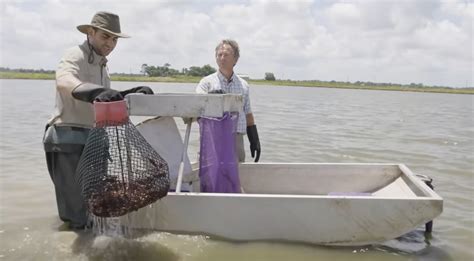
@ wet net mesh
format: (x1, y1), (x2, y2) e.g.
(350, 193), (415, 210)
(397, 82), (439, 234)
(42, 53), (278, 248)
(76, 118), (170, 218)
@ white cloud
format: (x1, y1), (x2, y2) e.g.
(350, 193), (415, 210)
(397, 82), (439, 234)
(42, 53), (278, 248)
(326, 3), (361, 27)
(0, 0), (472, 87)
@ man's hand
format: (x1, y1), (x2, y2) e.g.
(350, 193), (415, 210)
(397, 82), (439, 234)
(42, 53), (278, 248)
(246, 125), (261, 162)
(94, 89), (123, 102)
(120, 86), (154, 96)
(72, 83), (123, 103)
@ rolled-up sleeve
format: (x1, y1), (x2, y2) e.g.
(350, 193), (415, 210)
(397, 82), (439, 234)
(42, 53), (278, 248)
(196, 79), (210, 93)
(56, 51), (83, 92)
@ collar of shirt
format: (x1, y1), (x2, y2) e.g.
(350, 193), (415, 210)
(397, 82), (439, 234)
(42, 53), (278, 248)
(79, 41), (107, 67)
(99, 57), (108, 67)
(217, 70), (236, 84)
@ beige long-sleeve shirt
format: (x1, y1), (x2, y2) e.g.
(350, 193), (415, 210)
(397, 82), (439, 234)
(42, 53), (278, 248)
(48, 41), (110, 128)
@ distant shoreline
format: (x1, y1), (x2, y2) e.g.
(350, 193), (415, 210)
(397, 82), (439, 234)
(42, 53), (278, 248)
(1, 71), (472, 95)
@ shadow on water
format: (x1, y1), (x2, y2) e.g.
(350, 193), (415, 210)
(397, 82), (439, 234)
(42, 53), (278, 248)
(373, 229), (453, 261)
(173, 226), (455, 261)
(70, 229), (180, 261)
(201, 224), (456, 260)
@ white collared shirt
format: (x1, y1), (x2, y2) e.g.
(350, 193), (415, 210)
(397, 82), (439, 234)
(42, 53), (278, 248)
(196, 71), (251, 133)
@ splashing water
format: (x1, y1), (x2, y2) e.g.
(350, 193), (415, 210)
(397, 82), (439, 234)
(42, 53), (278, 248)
(91, 215), (132, 237)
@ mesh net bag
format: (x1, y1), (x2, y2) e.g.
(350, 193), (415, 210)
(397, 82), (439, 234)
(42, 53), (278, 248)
(76, 100), (169, 217)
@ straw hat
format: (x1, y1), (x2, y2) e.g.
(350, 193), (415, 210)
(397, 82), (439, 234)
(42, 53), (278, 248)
(77, 11), (130, 38)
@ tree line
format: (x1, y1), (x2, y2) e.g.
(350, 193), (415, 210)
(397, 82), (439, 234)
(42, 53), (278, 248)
(141, 63), (216, 77)
(0, 65), (217, 78)
(2, 66), (454, 89)
(0, 67), (55, 74)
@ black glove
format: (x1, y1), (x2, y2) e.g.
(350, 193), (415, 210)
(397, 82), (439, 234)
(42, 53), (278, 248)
(120, 86), (154, 96)
(246, 125), (261, 162)
(209, 89), (224, 94)
(94, 89), (123, 102)
(72, 83), (123, 103)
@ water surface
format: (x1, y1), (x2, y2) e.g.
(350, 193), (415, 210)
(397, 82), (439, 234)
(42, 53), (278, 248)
(0, 79), (472, 260)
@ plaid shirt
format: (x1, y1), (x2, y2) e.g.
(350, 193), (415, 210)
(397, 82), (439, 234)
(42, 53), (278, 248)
(196, 71), (252, 133)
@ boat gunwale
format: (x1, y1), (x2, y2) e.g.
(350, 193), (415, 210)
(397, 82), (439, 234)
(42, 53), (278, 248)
(166, 191), (443, 201)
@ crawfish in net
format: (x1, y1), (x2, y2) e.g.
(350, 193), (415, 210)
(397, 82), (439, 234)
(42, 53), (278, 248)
(77, 117), (170, 218)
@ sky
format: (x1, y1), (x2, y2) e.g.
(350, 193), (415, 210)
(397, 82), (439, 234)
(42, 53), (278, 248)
(0, 0), (472, 87)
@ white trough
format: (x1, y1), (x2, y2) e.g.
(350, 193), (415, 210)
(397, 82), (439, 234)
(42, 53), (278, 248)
(121, 93), (443, 246)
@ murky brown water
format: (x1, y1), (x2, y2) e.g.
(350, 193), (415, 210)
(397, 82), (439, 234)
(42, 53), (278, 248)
(0, 79), (472, 260)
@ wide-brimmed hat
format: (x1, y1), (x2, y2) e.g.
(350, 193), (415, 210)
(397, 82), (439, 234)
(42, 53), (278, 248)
(77, 11), (130, 38)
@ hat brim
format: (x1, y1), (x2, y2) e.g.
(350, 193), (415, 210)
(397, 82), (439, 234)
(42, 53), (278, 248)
(77, 24), (130, 38)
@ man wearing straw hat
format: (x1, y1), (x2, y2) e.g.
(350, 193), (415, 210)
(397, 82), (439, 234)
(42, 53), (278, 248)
(43, 11), (153, 229)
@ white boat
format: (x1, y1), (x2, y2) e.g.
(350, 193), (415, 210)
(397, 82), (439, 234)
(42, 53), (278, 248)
(119, 93), (443, 246)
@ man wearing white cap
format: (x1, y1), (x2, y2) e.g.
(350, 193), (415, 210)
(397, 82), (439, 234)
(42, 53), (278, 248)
(43, 11), (153, 229)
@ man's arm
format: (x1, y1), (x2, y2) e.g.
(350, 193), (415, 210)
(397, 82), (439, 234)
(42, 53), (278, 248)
(57, 68), (123, 103)
(246, 113), (255, 126)
(120, 86), (154, 96)
(196, 78), (210, 93)
(243, 82), (261, 162)
(246, 113), (261, 162)
(56, 50), (123, 103)
(72, 83), (123, 103)
(56, 53), (83, 93)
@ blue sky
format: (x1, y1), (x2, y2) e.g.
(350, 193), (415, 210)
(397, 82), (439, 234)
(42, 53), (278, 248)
(1, 0), (472, 87)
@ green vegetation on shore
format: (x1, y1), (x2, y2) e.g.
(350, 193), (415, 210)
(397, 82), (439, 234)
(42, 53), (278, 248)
(249, 79), (474, 94)
(1, 71), (56, 80)
(1, 71), (472, 95)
